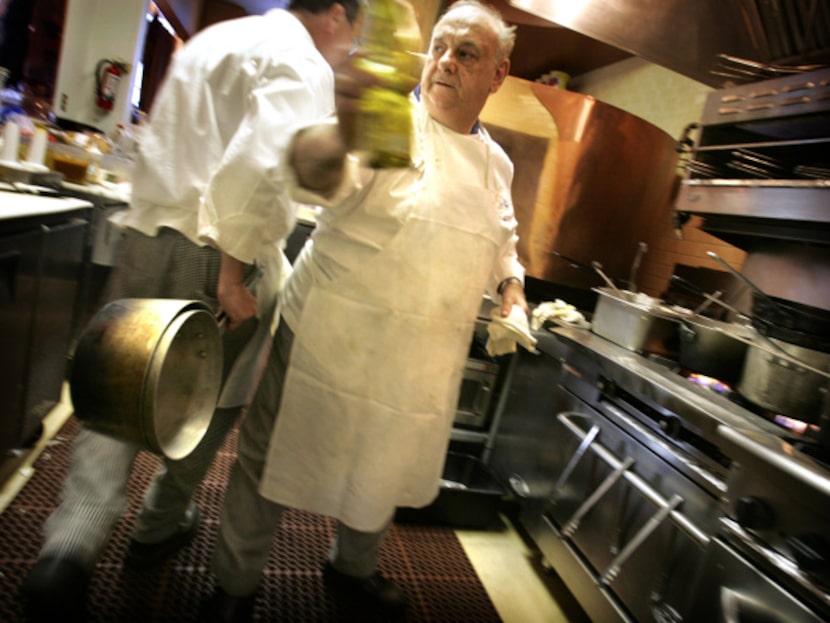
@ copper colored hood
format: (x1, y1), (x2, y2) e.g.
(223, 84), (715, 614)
(481, 76), (679, 290)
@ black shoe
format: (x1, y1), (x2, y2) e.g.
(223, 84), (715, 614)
(201, 586), (256, 623)
(323, 561), (408, 616)
(124, 505), (201, 569)
(20, 556), (91, 623)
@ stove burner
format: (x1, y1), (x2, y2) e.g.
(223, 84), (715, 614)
(771, 414), (820, 437)
(684, 372), (733, 395)
(678, 368), (827, 455)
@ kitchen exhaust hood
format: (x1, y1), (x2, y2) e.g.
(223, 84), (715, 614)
(507, 0), (830, 87)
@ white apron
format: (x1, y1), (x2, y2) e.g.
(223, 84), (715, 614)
(260, 115), (513, 531)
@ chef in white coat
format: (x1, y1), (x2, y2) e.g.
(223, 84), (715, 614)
(206, 1), (527, 620)
(20, 3), (362, 622)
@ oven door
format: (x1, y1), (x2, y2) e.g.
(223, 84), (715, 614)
(453, 358), (499, 429)
(687, 537), (827, 623)
(536, 398), (719, 622)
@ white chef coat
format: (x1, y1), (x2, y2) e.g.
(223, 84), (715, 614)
(112, 9), (335, 265)
(111, 9), (336, 408)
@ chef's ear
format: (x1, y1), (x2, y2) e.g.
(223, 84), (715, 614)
(490, 59), (510, 94)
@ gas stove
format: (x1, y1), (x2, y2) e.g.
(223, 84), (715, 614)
(541, 324), (830, 621)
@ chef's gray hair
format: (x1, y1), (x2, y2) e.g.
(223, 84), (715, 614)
(436, 0), (517, 64)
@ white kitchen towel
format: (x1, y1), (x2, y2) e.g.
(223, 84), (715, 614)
(486, 305), (539, 356)
(531, 299), (590, 331)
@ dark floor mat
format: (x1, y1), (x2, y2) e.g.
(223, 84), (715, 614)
(0, 416), (503, 622)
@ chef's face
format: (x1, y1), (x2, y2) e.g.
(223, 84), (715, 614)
(318, 3), (364, 68)
(420, 6), (509, 134)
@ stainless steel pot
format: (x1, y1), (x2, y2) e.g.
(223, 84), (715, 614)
(678, 316), (755, 384)
(70, 298), (223, 459)
(590, 287), (681, 357)
(738, 337), (830, 422)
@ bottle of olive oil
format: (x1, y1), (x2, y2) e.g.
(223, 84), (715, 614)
(352, 0), (422, 168)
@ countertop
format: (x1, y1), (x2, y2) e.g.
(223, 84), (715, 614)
(0, 187), (93, 221)
(60, 180), (131, 204)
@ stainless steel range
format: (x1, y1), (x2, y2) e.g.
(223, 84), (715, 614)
(490, 324), (830, 623)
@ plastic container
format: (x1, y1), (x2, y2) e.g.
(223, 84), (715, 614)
(395, 452), (506, 529)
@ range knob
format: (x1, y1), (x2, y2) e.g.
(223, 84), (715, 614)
(786, 534), (830, 574)
(735, 496), (776, 531)
(658, 414), (681, 438)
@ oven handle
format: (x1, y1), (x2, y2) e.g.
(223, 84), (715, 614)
(600, 493), (684, 585)
(549, 413), (600, 503)
(472, 382), (491, 414)
(720, 517), (830, 610)
(556, 411), (710, 547)
(561, 456), (635, 538)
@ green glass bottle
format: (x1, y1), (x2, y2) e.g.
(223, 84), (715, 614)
(352, 0), (422, 168)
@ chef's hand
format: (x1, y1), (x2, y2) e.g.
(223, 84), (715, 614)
(333, 52), (383, 150)
(290, 56), (380, 197)
(217, 252), (257, 331)
(500, 281), (529, 317)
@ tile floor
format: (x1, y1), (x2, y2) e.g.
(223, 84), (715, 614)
(0, 387), (588, 623)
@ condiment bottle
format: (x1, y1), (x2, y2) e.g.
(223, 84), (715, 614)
(352, 0), (422, 168)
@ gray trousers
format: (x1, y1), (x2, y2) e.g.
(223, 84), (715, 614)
(213, 320), (392, 597)
(40, 227), (257, 568)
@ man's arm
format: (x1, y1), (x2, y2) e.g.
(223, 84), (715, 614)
(217, 251), (257, 331)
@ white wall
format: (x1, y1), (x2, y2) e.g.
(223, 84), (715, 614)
(53, 0), (150, 136)
(569, 56), (711, 140)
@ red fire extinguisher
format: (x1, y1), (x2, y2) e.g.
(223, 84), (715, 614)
(95, 60), (128, 112)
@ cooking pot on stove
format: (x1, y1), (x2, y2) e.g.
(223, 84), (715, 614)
(590, 287), (682, 357)
(70, 298), (223, 459)
(678, 316), (755, 384)
(738, 336), (830, 423)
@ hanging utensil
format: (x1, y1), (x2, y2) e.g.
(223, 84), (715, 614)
(705, 251), (830, 369)
(551, 251), (596, 274)
(669, 275), (748, 320)
(705, 251), (790, 319)
(591, 261), (625, 299)
(692, 289), (723, 315)
(628, 242), (648, 292)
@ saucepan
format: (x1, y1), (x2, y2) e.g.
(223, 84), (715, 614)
(677, 316), (756, 384)
(70, 298), (223, 459)
(590, 286), (684, 357)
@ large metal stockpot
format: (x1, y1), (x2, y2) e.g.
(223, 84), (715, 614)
(738, 336), (830, 422)
(70, 298), (223, 459)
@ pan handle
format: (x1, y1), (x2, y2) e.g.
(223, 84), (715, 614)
(670, 275), (748, 320)
(551, 251), (596, 274)
(705, 251), (793, 323)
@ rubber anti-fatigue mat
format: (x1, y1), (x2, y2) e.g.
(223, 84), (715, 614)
(0, 416), (503, 622)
